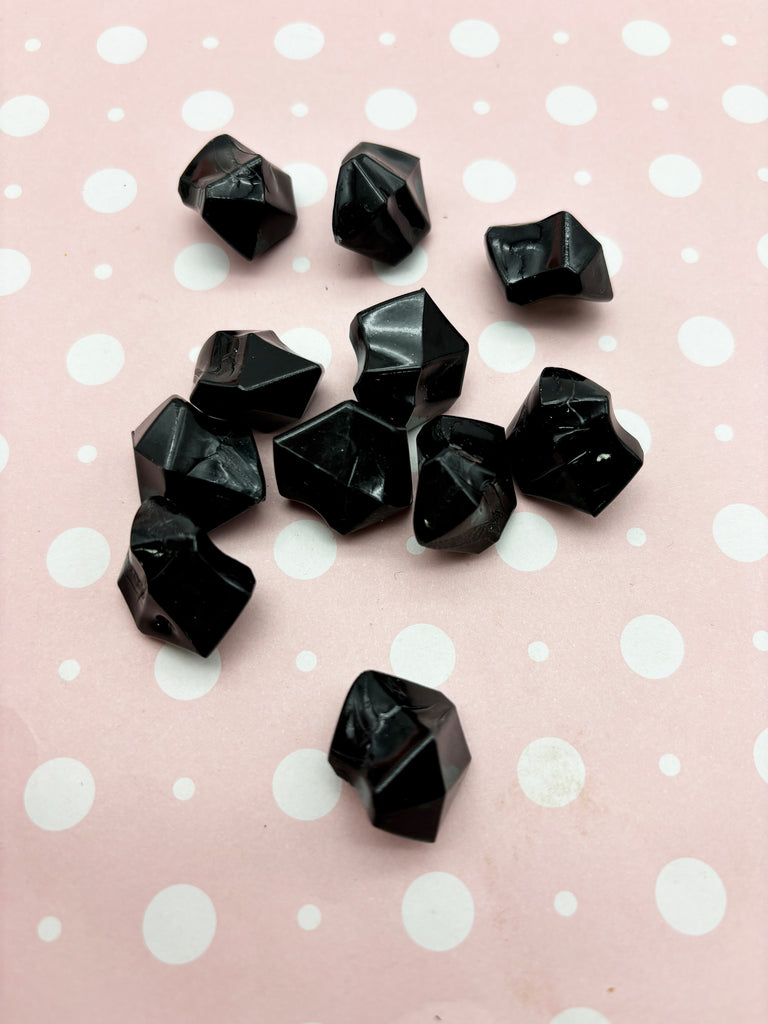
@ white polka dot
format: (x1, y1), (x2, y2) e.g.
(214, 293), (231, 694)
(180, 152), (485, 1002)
(274, 520), (337, 579)
(402, 872), (474, 951)
(4, 184), (22, 198)
(550, 1011), (610, 1024)
(546, 86), (597, 126)
(758, 168), (768, 182)
(390, 623), (456, 688)
(0, 249), (31, 296)
(0, 433), (7, 473)
(24, 757), (95, 830)
(754, 728), (768, 782)
(651, 97), (669, 111)
(758, 234), (768, 269)
(373, 245), (428, 285)
(681, 247), (699, 263)
(753, 630), (768, 651)
(96, 26), (147, 64)
(622, 20), (671, 56)
(143, 884), (216, 964)
(649, 154), (702, 197)
(496, 511), (557, 572)
(280, 327), (332, 368)
(722, 34), (737, 46)
(154, 646), (221, 701)
(620, 614), (684, 679)
(478, 321), (535, 373)
(553, 31), (569, 45)
(188, 345), (201, 362)
(66, 334), (124, 385)
(37, 916), (61, 941)
(473, 100), (490, 115)
(574, 170), (591, 185)
(462, 159), (516, 202)
(365, 88), (417, 130)
(82, 168), (137, 213)
(297, 904), (321, 930)
(274, 23), (324, 60)
(181, 90), (233, 131)
(714, 424), (733, 442)
(291, 102), (309, 117)
(283, 162), (327, 207)
(659, 754), (681, 776)
(379, 31), (396, 45)
(272, 748), (342, 820)
(25, 38), (41, 52)
(626, 527), (646, 547)
(554, 890), (577, 916)
(77, 445), (97, 464)
(58, 659), (80, 681)
(594, 234), (622, 276)
(173, 777), (196, 800)
(406, 536), (425, 555)
(655, 858), (726, 935)
(678, 315), (734, 367)
(528, 641), (549, 662)
(722, 85), (768, 124)
(449, 20), (499, 58)
(107, 107), (124, 122)
(292, 257), (311, 273)
(94, 263), (113, 279)
(713, 504), (768, 562)
(296, 650), (317, 672)
(174, 243), (230, 291)
(0, 95), (49, 136)
(598, 334), (617, 351)
(46, 528), (110, 588)
(517, 738), (585, 807)
(202, 36), (219, 49)
(614, 409), (651, 454)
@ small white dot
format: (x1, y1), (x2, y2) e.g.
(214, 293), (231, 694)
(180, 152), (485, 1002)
(379, 32), (396, 46)
(37, 916), (61, 941)
(652, 97), (669, 111)
(473, 100), (490, 115)
(4, 184), (22, 198)
(553, 31), (569, 45)
(292, 256), (311, 273)
(188, 345), (201, 362)
(574, 170), (591, 185)
(681, 247), (699, 263)
(758, 168), (768, 182)
(291, 102), (308, 117)
(659, 754), (681, 776)
(598, 334), (617, 351)
(296, 650), (317, 672)
(714, 424), (733, 442)
(93, 263), (112, 279)
(528, 641), (549, 662)
(107, 108), (125, 122)
(554, 891), (577, 916)
(721, 34), (737, 46)
(753, 630), (768, 651)
(406, 536), (425, 555)
(58, 659), (80, 681)
(173, 777), (196, 800)
(202, 36), (219, 49)
(77, 445), (97, 464)
(297, 904), (322, 930)
(25, 38), (42, 52)
(627, 527), (646, 547)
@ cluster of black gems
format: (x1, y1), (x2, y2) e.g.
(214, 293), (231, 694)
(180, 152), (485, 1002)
(117, 134), (644, 842)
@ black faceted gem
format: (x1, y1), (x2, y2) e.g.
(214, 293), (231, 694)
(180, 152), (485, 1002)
(350, 288), (469, 430)
(328, 670), (471, 843)
(133, 396), (265, 531)
(117, 497), (255, 658)
(414, 416), (517, 553)
(273, 400), (412, 535)
(179, 134), (297, 260)
(486, 211), (613, 304)
(190, 330), (323, 431)
(507, 367), (643, 516)
(332, 142), (430, 265)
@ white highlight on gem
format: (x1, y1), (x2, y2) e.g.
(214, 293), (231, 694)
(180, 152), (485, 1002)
(182, 90), (233, 131)
(649, 154), (702, 197)
(173, 777), (196, 800)
(681, 247), (699, 263)
(402, 872), (474, 951)
(550, 1010), (610, 1024)
(754, 728), (768, 782)
(373, 245), (428, 286)
(379, 32), (396, 46)
(0, 249), (31, 296)
(174, 242), (230, 291)
(25, 39), (42, 52)
(626, 527), (646, 547)
(58, 659), (80, 681)
(517, 738), (586, 807)
(280, 327), (332, 368)
(622, 20), (671, 56)
(406, 536), (425, 555)
(283, 163), (327, 207)
(82, 168), (137, 213)
(37, 916), (62, 941)
(473, 100), (490, 115)
(574, 170), (591, 185)
(615, 409), (651, 454)
(77, 445), (97, 464)
(659, 754), (681, 776)
(713, 504), (768, 562)
(390, 623), (456, 688)
(296, 650), (317, 672)
(107, 107), (124, 122)
(202, 37), (219, 49)
(46, 528), (110, 588)
(753, 631), (768, 652)
(554, 890), (578, 916)
(292, 257), (311, 273)
(652, 97), (669, 111)
(297, 904), (322, 930)
(96, 26), (147, 64)
(274, 520), (337, 580)
(291, 102), (309, 117)
(714, 424), (733, 442)
(4, 184), (22, 198)
(478, 321), (535, 373)
(274, 23), (324, 60)
(497, 511), (557, 572)
(655, 858), (727, 935)
(24, 757), (95, 830)
(365, 88), (418, 130)
(546, 86), (597, 126)
(449, 20), (500, 58)
(620, 614), (684, 679)
(528, 641), (549, 663)
(553, 32), (569, 45)
(598, 335), (617, 351)
(272, 748), (342, 820)
(0, 95), (50, 136)
(154, 646), (221, 700)
(722, 85), (768, 124)
(678, 315), (734, 366)
(143, 884), (217, 964)
(66, 334), (124, 385)
(94, 263), (113, 279)
(462, 159), (516, 202)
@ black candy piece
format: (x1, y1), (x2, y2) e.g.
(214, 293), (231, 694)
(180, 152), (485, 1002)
(190, 330), (323, 431)
(350, 288), (469, 430)
(332, 142), (430, 265)
(117, 497), (255, 658)
(133, 396), (265, 531)
(328, 670), (471, 843)
(179, 134), (297, 260)
(414, 416), (517, 553)
(486, 211), (613, 304)
(507, 367), (643, 516)
(273, 400), (412, 535)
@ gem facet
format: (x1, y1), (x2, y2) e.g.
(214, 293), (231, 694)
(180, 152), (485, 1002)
(328, 670), (471, 843)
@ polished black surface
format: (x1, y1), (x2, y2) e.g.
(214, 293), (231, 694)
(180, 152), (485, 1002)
(117, 497), (255, 658)
(328, 670), (471, 843)
(273, 400), (412, 535)
(179, 134), (297, 260)
(191, 330), (323, 430)
(486, 211), (613, 304)
(350, 288), (469, 430)
(133, 396), (265, 530)
(332, 142), (430, 264)
(507, 367), (643, 515)
(414, 416), (517, 553)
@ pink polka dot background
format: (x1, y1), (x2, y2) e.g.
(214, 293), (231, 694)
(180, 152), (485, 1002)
(2, 3), (767, 1022)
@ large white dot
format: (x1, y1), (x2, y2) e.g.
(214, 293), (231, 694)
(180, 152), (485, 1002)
(272, 748), (342, 820)
(96, 26), (147, 64)
(615, 408), (651, 453)
(758, 234), (768, 269)
(77, 445), (97, 463)
(681, 247), (699, 263)
(478, 321), (535, 373)
(296, 650), (317, 672)
(373, 245), (428, 285)
(652, 96), (669, 111)
(0, 248), (31, 296)
(401, 872), (474, 951)
(620, 614), (684, 679)
(94, 263), (112, 279)
(291, 102), (309, 118)
(4, 183), (22, 198)
(554, 891), (578, 916)
(173, 777), (196, 800)
(297, 904), (322, 930)
(574, 169), (592, 185)
(753, 728), (768, 784)
(24, 757), (95, 830)
(283, 162), (327, 207)
(107, 107), (124, 122)
(143, 884), (216, 964)
(545, 86), (597, 126)
(517, 737), (586, 807)
(280, 327), (332, 368)
(406, 536), (425, 555)
(598, 334), (617, 352)
(390, 623), (456, 688)
(677, 315), (734, 366)
(550, 1011), (610, 1024)
(365, 89), (417, 130)
(174, 243), (229, 291)
(473, 100), (490, 115)
(649, 155), (702, 197)
(626, 527), (647, 547)
(154, 646), (221, 700)
(181, 91), (233, 131)
(714, 423), (733, 442)
(0, 95), (49, 136)
(66, 333), (124, 385)
(274, 520), (337, 580)
(25, 39), (42, 52)
(622, 20), (671, 56)
(82, 168), (137, 213)
(594, 234), (622, 276)
(449, 20), (499, 58)
(496, 511), (557, 571)
(722, 85), (768, 124)
(0, 434), (7, 472)
(46, 528), (110, 588)
(58, 659), (80, 681)
(655, 858), (727, 935)
(462, 160), (516, 202)
(274, 23), (324, 60)
(37, 916), (62, 941)
(292, 256), (311, 273)
(659, 754), (681, 776)
(712, 504), (768, 562)
(753, 631), (768, 651)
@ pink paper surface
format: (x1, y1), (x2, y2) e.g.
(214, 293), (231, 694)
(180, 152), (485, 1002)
(2, 3), (767, 1022)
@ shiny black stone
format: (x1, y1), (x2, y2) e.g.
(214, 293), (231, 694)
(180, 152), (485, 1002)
(190, 330), (323, 431)
(179, 134), (297, 260)
(414, 416), (517, 553)
(486, 211), (613, 304)
(117, 497), (255, 657)
(507, 367), (643, 515)
(332, 142), (430, 265)
(350, 288), (469, 430)
(133, 396), (265, 530)
(328, 670), (471, 843)
(273, 400), (412, 535)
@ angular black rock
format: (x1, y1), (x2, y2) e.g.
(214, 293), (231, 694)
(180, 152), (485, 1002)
(414, 416), (517, 553)
(507, 367), (643, 515)
(328, 670), (471, 843)
(350, 289), (469, 430)
(332, 142), (430, 265)
(486, 211), (613, 304)
(117, 497), (255, 657)
(179, 134), (297, 260)
(190, 330), (323, 431)
(273, 400), (412, 535)
(133, 396), (265, 531)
